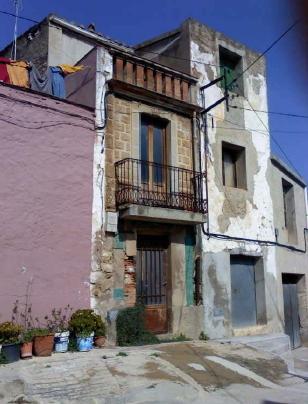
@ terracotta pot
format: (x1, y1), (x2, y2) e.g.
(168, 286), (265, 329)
(20, 342), (33, 359)
(33, 334), (54, 357)
(94, 336), (106, 348)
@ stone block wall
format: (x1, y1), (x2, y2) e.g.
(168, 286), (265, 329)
(104, 94), (194, 212)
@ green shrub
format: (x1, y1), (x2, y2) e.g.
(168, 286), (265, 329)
(69, 309), (97, 337)
(32, 328), (52, 337)
(116, 351), (128, 357)
(116, 305), (159, 346)
(22, 329), (37, 343)
(159, 333), (192, 343)
(199, 331), (209, 341)
(93, 313), (106, 337)
(0, 351), (8, 365)
(0, 322), (23, 344)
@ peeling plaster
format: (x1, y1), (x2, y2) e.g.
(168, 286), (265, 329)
(191, 29), (279, 337)
(91, 47), (113, 311)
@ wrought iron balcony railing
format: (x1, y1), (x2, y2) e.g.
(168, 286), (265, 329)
(115, 158), (207, 214)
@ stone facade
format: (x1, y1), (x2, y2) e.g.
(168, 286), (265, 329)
(104, 94), (194, 213)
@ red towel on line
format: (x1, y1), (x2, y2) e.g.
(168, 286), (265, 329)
(0, 57), (11, 84)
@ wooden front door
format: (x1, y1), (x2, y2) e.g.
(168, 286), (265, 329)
(136, 235), (169, 334)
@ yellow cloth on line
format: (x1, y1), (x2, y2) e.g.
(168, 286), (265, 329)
(7, 61), (29, 88)
(59, 64), (84, 75)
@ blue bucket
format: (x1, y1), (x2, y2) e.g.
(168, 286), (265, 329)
(54, 331), (70, 353)
(76, 334), (94, 352)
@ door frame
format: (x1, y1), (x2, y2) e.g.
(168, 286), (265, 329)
(282, 273), (303, 349)
(136, 233), (170, 334)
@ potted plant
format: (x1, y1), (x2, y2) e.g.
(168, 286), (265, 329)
(46, 305), (72, 353)
(93, 313), (107, 348)
(32, 328), (54, 357)
(11, 300), (36, 360)
(20, 329), (35, 359)
(69, 309), (97, 352)
(0, 322), (23, 363)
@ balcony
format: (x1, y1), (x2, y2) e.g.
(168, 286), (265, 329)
(115, 158), (207, 224)
(108, 52), (202, 117)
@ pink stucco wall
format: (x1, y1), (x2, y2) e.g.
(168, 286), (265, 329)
(0, 84), (95, 322)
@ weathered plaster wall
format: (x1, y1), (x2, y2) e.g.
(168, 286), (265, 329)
(187, 19), (279, 338)
(65, 48), (97, 109)
(270, 159), (307, 247)
(89, 47), (113, 314)
(48, 23), (95, 67)
(270, 159), (308, 340)
(0, 84), (94, 321)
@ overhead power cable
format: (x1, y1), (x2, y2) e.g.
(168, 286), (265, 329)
(243, 96), (302, 177)
(0, 8), (37, 24)
(230, 105), (308, 120)
(228, 19), (300, 89)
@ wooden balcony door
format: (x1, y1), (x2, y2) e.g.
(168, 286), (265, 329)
(140, 115), (167, 191)
(136, 235), (169, 334)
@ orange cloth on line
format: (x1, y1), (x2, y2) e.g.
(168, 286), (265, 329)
(58, 64), (84, 75)
(7, 61), (29, 88)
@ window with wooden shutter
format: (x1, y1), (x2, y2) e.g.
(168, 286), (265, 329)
(219, 46), (243, 95)
(222, 142), (247, 189)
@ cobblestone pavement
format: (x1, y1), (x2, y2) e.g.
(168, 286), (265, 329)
(1, 341), (308, 403)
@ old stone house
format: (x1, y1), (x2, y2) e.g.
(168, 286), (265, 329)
(1, 15), (308, 349)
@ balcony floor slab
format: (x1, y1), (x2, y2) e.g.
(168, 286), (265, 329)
(118, 204), (207, 225)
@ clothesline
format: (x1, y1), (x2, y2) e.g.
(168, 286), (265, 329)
(0, 58), (85, 98)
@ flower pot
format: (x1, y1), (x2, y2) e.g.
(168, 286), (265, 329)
(33, 334), (54, 357)
(20, 342), (33, 359)
(94, 336), (106, 348)
(2, 343), (20, 363)
(76, 333), (94, 352)
(54, 331), (70, 353)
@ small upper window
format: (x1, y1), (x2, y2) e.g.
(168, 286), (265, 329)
(282, 178), (297, 243)
(222, 142), (246, 189)
(219, 46), (243, 95)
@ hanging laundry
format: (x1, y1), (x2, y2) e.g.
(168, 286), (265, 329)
(29, 64), (52, 95)
(58, 64), (84, 75)
(50, 67), (65, 98)
(7, 61), (29, 88)
(0, 57), (11, 84)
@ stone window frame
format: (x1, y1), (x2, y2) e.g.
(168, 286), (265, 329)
(131, 104), (178, 167)
(221, 141), (247, 190)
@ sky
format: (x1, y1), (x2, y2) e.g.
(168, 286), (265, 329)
(0, 0), (307, 181)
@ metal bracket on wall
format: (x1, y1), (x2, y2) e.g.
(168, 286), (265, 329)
(200, 70), (229, 115)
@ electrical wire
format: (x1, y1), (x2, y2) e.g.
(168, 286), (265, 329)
(243, 95), (302, 178)
(228, 19), (300, 89)
(230, 105), (308, 120)
(204, 135), (307, 253)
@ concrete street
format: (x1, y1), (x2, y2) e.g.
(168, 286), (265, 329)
(1, 341), (308, 403)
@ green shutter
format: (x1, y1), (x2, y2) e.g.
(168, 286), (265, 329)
(220, 66), (235, 91)
(114, 233), (125, 249)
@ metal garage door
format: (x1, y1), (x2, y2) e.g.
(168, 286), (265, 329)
(231, 256), (257, 327)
